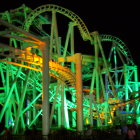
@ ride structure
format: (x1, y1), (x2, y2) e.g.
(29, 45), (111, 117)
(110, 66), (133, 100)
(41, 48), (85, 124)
(0, 4), (140, 135)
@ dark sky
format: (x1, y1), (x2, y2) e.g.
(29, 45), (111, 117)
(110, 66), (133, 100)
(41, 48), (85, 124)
(0, 0), (139, 67)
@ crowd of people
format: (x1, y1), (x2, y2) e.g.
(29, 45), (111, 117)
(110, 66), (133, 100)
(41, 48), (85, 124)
(0, 122), (139, 140)
(0, 125), (38, 140)
(48, 122), (140, 140)
(115, 122), (138, 140)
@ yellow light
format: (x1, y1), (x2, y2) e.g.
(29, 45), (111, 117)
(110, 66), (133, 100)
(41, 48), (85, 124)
(108, 119), (112, 124)
(85, 117), (89, 124)
(108, 98), (120, 104)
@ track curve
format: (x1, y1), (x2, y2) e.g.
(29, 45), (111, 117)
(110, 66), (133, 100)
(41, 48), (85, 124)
(23, 4), (92, 41)
(99, 34), (134, 65)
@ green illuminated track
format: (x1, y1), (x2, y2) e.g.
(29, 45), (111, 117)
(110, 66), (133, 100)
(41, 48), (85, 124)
(0, 4), (140, 134)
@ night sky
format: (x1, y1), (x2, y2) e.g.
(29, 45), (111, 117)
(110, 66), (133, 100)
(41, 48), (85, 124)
(0, 1), (139, 68)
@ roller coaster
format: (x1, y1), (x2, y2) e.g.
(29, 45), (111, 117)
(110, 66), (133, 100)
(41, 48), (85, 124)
(0, 4), (140, 135)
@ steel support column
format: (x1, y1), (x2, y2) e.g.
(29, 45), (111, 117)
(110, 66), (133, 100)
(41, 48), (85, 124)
(41, 40), (50, 137)
(75, 53), (83, 132)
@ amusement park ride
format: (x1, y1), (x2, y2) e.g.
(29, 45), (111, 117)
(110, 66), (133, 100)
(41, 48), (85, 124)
(0, 4), (140, 136)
